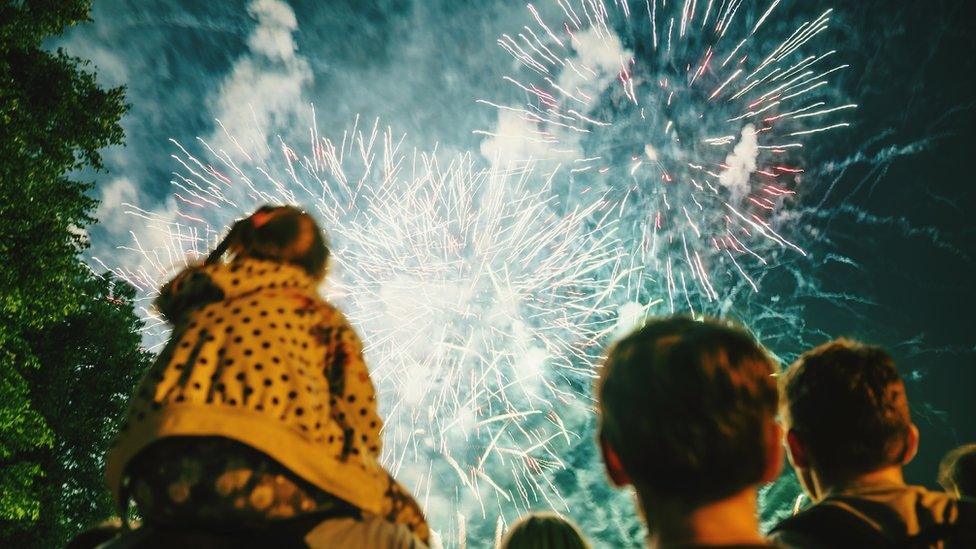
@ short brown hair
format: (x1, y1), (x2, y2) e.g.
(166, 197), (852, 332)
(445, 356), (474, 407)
(597, 316), (778, 509)
(780, 339), (912, 481)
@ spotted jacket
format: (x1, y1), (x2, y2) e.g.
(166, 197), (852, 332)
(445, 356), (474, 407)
(106, 258), (427, 538)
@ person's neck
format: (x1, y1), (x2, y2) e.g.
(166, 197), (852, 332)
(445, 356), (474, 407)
(644, 488), (766, 548)
(816, 465), (906, 499)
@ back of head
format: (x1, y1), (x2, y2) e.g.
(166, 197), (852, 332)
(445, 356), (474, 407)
(780, 338), (912, 483)
(939, 443), (976, 498)
(154, 205), (330, 322)
(500, 512), (589, 549)
(597, 316), (778, 510)
(207, 205), (330, 280)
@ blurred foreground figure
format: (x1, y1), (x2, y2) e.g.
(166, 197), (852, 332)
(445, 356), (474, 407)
(770, 339), (976, 548)
(939, 443), (976, 499)
(499, 512), (589, 549)
(597, 316), (782, 548)
(99, 205), (428, 548)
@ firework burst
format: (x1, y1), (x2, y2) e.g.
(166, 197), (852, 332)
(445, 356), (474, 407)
(94, 2), (858, 543)
(97, 115), (629, 533)
(480, 0), (855, 312)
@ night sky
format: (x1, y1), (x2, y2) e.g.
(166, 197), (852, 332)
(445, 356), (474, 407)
(54, 0), (975, 545)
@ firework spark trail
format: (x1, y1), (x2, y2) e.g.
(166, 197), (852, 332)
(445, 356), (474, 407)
(484, 0), (856, 314)
(96, 114), (630, 532)
(90, 3), (859, 542)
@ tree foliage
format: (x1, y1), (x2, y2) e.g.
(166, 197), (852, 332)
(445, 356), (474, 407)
(0, 1), (150, 545)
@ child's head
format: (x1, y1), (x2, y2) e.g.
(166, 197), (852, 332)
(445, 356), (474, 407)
(500, 512), (589, 549)
(207, 205), (330, 280)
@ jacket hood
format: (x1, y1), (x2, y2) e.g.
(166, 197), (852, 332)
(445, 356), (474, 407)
(154, 258), (318, 323)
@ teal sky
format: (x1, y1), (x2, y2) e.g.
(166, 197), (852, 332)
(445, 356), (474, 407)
(55, 1), (974, 545)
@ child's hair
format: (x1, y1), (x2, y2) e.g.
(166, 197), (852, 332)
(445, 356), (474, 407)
(206, 205), (330, 279)
(500, 512), (590, 549)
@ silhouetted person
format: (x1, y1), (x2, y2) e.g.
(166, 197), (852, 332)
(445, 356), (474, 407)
(500, 512), (590, 549)
(939, 443), (976, 499)
(597, 316), (782, 548)
(770, 339), (976, 547)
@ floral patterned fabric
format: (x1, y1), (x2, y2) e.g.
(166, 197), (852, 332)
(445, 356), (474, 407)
(125, 437), (357, 526)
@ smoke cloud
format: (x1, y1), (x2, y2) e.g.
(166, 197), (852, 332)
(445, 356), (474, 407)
(718, 123), (759, 204)
(210, 0), (311, 161)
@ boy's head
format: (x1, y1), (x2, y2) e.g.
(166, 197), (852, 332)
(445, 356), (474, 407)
(208, 205), (330, 280)
(780, 338), (918, 495)
(597, 316), (781, 513)
(938, 443), (976, 498)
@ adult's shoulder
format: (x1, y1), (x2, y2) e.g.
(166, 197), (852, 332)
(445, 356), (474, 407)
(769, 491), (976, 548)
(948, 496), (976, 545)
(304, 515), (428, 549)
(767, 502), (887, 548)
(913, 485), (969, 522)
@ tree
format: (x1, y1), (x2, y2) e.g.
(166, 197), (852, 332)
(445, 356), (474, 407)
(17, 275), (151, 546)
(0, 1), (150, 545)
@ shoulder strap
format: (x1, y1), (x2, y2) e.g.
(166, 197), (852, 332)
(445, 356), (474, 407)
(770, 500), (895, 547)
(772, 496), (976, 549)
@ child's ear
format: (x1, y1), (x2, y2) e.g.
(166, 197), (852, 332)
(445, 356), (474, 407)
(599, 435), (632, 487)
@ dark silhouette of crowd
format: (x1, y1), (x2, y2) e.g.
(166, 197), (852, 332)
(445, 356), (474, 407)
(75, 207), (975, 548)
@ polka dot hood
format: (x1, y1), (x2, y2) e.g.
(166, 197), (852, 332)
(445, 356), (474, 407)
(106, 258), (427, 536)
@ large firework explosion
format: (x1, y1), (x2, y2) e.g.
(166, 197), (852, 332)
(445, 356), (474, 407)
(96, 0), (858, 545)
(481, 0), (855, 315)
(97, 115), (631, 542)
